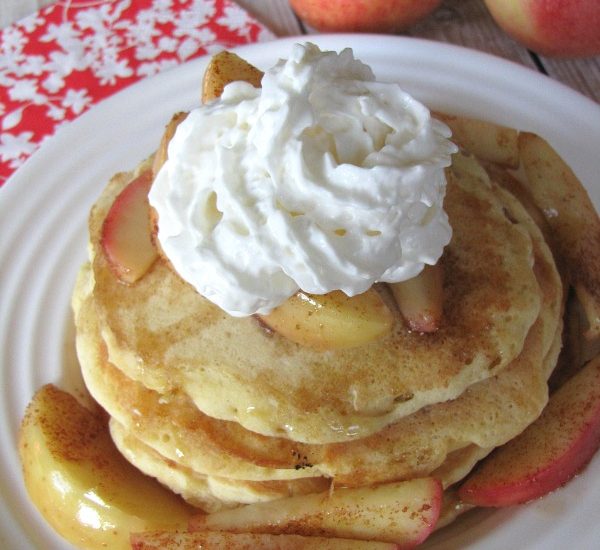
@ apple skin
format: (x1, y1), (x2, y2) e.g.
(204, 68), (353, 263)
(289, 0), (442, 33)
(458, 354), (600, 507)
(484, 0), (600, 57)
(100, 170), (158, 284)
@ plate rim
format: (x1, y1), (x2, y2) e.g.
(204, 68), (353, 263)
(1, 34), (599, 550)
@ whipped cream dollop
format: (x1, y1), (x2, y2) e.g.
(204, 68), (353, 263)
(149, 43), (456, 317)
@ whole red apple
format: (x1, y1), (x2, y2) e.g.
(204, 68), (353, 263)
(289, 0), (442, 33)
(484, 0), (600, 57)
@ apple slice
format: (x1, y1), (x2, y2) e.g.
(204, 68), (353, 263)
(434, 112), (519, 168)
(202, 51), (264, 104)
(389, 263), (444, 333)
(258, 289), (395, 350)
(434, 489), (474, 531)
(100, 170), (158, 284)
(189, 478), (442, 546)
(152, 111), (188, 177)
(518, 131), (600, 340)
(482, 160), (552, 244)
(458, 354), (600, 507)
(18, 385), (194, 550)
(131, 530), (400, 550)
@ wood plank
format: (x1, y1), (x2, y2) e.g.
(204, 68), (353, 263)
(539, 56), (600, 104)
(236, 0), (303, 37)
(406, 0), (536, 68)
(408, 0), (599, 104)
(1, 0), (597, 104)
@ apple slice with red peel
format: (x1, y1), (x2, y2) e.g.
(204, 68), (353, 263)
(390, 263), (444, 333)
(131, 530), (400, 550)
(100, 170), (158, 284)
(258, 289), (395, 350)
(189, 478), (442, 546)
(458, 354), (600, 507)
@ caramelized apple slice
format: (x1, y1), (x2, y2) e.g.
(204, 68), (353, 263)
(131, 530), (399, 550)
(458, 354), (600, 507)
(202, 51), (264, 104)
(259, 289), (395, 350)
(483, 160), (552, 243)
(434, 112), (519, 168)
(100, 170), (158, 284)
(518, 132), (600, 340)
(159, 52), (262, 173)
(18, 385), (194, 550)
(435, 489), (474, 531)
(390, 263), (444, 333)
(448, 150), (492, 191)
(152, 112), (188, 177)
(190, 478), (442, 546)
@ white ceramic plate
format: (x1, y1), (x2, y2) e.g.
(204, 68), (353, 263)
(1, 35), (599, 550)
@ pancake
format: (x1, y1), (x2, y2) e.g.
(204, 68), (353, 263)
(109, 419), (331, 513)
(76, 292), (559, 511)
(73, 159), (562, 514)
(109, 418), (492, 512)
(74, 280), (561, 487)
(86, 153), (548, 444)
(74, 266), (316, 481)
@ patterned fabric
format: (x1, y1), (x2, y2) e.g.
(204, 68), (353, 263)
(0, 0), (274, 184)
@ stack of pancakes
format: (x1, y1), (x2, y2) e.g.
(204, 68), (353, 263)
(72, 143), (563, 513)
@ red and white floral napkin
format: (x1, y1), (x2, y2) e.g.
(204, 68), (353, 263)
(0, 0), (275, 185)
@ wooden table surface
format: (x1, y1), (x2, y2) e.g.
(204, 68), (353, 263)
(2, 0), (598, 103)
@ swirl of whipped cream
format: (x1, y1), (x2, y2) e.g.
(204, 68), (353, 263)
(149, 43), (456, 317)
